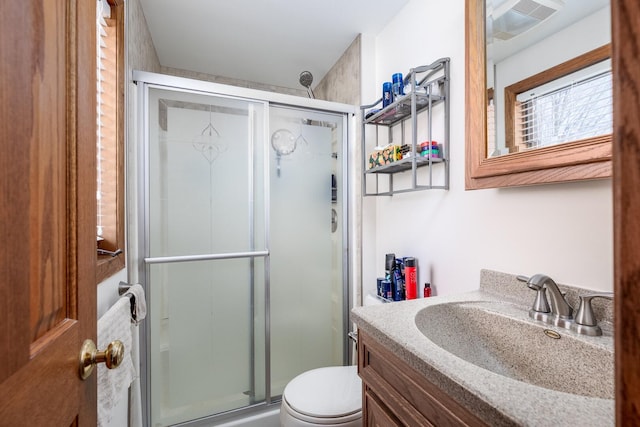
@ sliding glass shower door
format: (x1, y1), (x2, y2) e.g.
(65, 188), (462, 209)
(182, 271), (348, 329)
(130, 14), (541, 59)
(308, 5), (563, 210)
(145, 87), (268, 425)
(268, 106), (345, 396)
(138, 77), (349, 427)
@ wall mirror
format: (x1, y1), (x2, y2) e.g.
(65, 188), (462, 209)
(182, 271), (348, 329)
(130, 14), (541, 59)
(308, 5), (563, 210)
(465, 0), (612, 189)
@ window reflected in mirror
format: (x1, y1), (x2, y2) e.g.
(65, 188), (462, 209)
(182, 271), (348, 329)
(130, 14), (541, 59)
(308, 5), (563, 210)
(496, 46), (612, 157)
(485, 0), (611, 159)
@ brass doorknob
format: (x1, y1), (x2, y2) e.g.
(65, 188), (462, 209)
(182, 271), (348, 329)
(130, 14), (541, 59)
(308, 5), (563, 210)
(79, 339), (125, 380)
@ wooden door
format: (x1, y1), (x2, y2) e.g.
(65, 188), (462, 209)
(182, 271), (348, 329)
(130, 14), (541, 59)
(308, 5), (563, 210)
(0, 1), (97, 425)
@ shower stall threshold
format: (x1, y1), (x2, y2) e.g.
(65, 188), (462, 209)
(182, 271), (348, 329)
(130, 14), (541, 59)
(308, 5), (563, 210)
(172, 403), (281, 427)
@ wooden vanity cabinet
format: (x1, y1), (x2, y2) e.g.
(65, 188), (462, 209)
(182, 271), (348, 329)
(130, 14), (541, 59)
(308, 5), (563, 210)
(358, 330), (487, 427)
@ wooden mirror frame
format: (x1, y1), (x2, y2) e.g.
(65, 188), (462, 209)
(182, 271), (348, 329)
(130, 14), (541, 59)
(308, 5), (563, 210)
(465, 0), (613, 190)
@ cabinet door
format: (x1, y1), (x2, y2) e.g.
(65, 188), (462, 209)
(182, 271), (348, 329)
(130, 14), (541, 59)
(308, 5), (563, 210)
(358, 330), (487, 426)
(364, 390), (405, 427)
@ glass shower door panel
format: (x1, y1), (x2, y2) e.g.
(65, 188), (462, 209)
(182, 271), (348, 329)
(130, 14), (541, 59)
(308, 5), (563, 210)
(146, 87), (267, 425)
(147, 88), (266, 258)
(269, 107), (345, 395)
(148, 259), (266, 426)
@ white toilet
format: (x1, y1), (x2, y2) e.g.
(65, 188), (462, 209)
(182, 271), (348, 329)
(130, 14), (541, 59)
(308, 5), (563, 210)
(280, 296), (382, 426)
(280, 365), (362, 426)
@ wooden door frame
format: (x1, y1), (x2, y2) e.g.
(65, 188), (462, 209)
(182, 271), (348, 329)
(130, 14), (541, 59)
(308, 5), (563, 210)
(613, 0), (640, 424)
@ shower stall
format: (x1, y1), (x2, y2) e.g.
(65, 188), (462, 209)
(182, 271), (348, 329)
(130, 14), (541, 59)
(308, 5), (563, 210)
(132, 72), (354, 426)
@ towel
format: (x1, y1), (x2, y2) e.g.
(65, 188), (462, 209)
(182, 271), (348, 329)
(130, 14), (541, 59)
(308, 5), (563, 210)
(123, 284), (147, 324)
(98, 297), (135, 427)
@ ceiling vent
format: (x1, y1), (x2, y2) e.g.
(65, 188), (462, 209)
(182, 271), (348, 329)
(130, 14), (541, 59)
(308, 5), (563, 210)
(490, 0), (564, 41)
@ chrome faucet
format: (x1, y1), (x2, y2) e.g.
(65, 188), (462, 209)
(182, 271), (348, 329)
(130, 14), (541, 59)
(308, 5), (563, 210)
(517, 274), (613, 336)
(517, 274), (573, 328)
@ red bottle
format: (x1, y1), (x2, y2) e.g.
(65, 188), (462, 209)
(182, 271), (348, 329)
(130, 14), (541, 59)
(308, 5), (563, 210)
(405, 258), (417, 299)
(424, 283), (432, 298)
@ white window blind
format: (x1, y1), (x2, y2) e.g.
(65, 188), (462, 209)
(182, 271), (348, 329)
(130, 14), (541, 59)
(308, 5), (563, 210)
(516, 62), (613, 150)
(96, 0), (115, 239)
(487, 97), (496, 155)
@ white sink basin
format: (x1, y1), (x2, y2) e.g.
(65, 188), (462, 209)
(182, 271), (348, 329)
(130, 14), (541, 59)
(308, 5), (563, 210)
(414, 301), (614, 399)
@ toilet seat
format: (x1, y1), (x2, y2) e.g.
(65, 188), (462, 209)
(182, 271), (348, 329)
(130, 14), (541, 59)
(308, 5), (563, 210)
(281, 366), (362, 426)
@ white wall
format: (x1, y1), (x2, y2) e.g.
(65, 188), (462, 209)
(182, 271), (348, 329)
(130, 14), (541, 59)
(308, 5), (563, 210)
(361, 0), (613, 298)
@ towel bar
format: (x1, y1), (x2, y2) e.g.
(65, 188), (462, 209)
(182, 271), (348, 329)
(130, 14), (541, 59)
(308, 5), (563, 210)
(118, 281), (133, 296)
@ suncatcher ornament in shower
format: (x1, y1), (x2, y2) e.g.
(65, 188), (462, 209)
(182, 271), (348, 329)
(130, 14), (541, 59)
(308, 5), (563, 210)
(271, 128), (297, 177)
(192, 104), (225, 164)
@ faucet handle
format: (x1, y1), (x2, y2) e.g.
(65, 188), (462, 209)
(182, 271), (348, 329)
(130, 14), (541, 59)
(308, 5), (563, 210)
(517, 275), (550, 313)
(575, 292), (614, 327)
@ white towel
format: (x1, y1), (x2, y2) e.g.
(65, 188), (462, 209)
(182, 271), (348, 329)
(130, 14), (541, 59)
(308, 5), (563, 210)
(98, 297), (135, 427)
(124, 284), (147, 324)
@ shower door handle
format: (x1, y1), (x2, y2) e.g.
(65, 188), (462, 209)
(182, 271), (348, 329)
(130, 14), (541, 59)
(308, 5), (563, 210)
(331, 208), (337, 233)
(145, 250), (269, 265)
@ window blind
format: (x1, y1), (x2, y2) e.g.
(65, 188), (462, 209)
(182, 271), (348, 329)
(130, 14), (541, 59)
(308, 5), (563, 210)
(487, 97), (496, 155)
(517, 70), (613, 150)
(95, 0), (126, 279)
(96, 0), (116, 240)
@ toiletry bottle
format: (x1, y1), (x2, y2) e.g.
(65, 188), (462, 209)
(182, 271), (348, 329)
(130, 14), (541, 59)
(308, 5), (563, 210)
(405, 257), (417, 299)
(381, 280), (392, 300)
(393, 263), (405, 301)
(385, 253), (395, 280)
(424, 283), (432, 298)
(392, 73), (404, 97)
(382, 82), (393, 107)
(383, 254), (395, 300)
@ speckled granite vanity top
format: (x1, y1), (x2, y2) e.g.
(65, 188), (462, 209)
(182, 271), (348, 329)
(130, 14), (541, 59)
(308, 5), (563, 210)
(351, 270), (614, 427)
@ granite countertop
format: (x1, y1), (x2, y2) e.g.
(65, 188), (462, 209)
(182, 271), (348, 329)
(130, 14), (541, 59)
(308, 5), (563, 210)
(351, 269), (614, 427)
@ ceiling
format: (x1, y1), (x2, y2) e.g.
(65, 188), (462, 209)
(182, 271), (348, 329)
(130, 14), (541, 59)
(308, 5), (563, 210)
(491, 0), (609, 62)
(139, 0), (409, 91)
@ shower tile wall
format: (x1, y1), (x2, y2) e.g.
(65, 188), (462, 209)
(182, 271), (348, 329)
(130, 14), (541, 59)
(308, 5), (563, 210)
(128, 0), (162, 73)
(314, 35), (361, 105)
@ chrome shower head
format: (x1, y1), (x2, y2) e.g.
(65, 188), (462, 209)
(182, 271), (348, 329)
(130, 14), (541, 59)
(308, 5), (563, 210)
(299, 71), (315, 99)
(299, 71), (313, 88)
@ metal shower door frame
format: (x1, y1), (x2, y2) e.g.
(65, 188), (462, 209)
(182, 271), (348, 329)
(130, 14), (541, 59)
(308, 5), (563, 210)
(132, 71), (355, 426)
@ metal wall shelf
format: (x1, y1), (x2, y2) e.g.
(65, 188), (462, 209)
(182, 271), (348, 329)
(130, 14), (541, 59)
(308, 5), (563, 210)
(364, 93), (445, 127)
(366, 156), (444, 174)
(361, 58), (450, 196)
